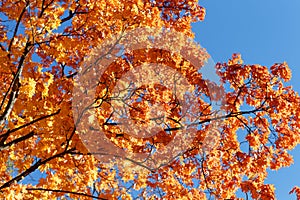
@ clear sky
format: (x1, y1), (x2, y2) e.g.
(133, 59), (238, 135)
(192, 0), (300, 199)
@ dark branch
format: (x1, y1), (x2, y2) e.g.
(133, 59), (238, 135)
(26, 187), (107, 200)
(0, 40), (32, 126)
(0, 147), (75, 191)
(8, 1), (28, 52)
(0, 109), (61, 140)
(0, 131), (34, 150)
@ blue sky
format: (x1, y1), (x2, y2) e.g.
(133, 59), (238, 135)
(192, 0), (300, 199)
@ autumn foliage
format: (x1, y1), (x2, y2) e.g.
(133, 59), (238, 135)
(0, 0), (300, 199)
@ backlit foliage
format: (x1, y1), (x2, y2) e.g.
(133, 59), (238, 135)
(0, 0), (299, 199)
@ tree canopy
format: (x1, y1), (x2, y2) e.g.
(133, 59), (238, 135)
(0, 0), (299, 199)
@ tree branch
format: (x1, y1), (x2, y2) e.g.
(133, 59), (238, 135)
(0, 131), (34, 150)
(0, 40), (32, 126)
(26, 187), (107, 200)
(0, 147), (75, 191)
(0, 109), (61, 142)
(8, 1), (29, 52)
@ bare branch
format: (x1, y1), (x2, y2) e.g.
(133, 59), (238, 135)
(26, 187), (107, 200)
